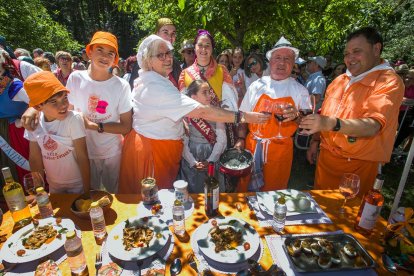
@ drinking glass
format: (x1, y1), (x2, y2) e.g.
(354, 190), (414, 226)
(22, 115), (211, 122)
(338, 173), (360, 214)
(254, 99), (272, 137)
(273, 102), (287, 139)
(23, 172), (45, 203)
(298, 94), (315, 135)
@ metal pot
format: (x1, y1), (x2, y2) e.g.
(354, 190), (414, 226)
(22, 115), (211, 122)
(219, 148), (253, 177)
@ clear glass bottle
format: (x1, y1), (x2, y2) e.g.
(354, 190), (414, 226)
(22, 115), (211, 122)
(273, 196), (287, 232)
(64, 231), (88, 275)
(1, 167), (32, 228)
(354, 174), (385, 235)
(172, 199), (185, 236)
(204, 162), (219, 217)
(90, 201), (107, 245)
(36, 187), (53, 218)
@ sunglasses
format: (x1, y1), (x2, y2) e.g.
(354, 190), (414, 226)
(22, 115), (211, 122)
(152, 50), (173, 61)
(247, 59), (257, 69)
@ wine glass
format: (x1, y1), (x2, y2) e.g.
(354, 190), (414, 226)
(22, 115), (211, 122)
(338, 173), (360, 214)
(298, 94), (315, 135)
(255, 99), (272, 137)
(23, 172), (45, 204)
(273, 102), (287, 139)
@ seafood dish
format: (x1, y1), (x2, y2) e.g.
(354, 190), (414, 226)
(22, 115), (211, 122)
(283, 233), (376, 272)
(23, 224), (57, 250)
(210, 226), (243, 253)
(123, 225), (154, 251)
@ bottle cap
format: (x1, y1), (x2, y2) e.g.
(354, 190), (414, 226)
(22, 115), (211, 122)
(91, 201), (99, 208)
(36, 187), (45, 193)
(174, 199), (183, 206)
(66, 230), (76, 239)
(278, 196), (286, 205)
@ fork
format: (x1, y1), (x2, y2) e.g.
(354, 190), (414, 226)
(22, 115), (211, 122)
(187, 253), (198, 273)
(95, 251), (102, 271)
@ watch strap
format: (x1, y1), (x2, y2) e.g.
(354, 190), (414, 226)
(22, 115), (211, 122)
(332, 118), (341, 132)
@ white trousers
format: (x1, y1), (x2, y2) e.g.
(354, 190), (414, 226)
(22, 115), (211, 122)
(90, 154), (121, 193)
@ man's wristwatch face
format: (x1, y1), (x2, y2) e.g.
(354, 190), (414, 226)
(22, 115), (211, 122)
(333, 118), (341, 131)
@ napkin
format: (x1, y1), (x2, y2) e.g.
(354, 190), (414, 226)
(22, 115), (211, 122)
(136, 189), (194, 225)
(190, 221), (264, 274)
(265, 231), (377, 276)
(101, 234), (174, 276)
(247, 193), (332, 228)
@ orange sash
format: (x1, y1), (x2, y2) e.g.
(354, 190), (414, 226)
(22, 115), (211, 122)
(238, 94), (298, 192)
(119, 130), (183, 194)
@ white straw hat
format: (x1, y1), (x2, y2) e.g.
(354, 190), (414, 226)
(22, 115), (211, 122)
(266, 36), (299, 60)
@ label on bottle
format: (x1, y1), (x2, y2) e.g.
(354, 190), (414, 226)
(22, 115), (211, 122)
(5, 191), (27, 211)
(37, 194), (49, 206)
(173, 214), (184, 221)
(212, 187), (219, 209)
(91, 215), (105, 224)
(358, 202), (382, 230)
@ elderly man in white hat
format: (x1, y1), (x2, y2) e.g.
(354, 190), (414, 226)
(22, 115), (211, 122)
(236, 37), (310, 192)
(305, 56), (327, 110)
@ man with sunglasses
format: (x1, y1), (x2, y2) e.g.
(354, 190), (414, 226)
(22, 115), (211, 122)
(300, 27), (404, 197)
(237, 37), (309, 192)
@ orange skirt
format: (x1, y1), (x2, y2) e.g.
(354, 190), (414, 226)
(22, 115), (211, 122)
(118, 130), (183, 194)
(314, 148), (379, 197)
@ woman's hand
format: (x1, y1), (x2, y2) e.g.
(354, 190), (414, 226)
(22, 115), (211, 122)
(243, 111), (271, 124)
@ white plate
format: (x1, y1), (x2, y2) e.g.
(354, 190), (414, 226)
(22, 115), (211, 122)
(257, 189), (318, 216)
(196, 216), (260, 264)
(106, 216), (170, 261)
(0, 217), (75, 263)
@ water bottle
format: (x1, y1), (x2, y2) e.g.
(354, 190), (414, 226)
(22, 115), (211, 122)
(273, 196), (287, 232)
(35, 187), (53, 218)
(172, 199), (185, 236)
(90, 201), (107, 245)
(64, 231), (88, 275)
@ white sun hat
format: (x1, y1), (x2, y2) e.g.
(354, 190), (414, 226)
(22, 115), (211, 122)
(266, 36), (299, 60)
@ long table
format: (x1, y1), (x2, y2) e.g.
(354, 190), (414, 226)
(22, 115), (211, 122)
(0, 190), (393, 275)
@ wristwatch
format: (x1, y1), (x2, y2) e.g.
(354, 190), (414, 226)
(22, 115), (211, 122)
(97, 122), (104, 133)
(332, 118), (341, 132)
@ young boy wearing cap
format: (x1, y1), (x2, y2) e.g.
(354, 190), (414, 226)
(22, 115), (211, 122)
(66, 31), (132, 193)
(23, 71), (90, 194)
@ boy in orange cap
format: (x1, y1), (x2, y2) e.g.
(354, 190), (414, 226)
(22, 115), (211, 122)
(66, 31), (132, 193)
(23, 71), (91, 194)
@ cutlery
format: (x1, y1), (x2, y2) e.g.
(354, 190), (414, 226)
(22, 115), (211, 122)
(135, 259), (144, 276)
(170, 258), (182, 275)
(187, 253), (198, 273)
(95, 251), (102, 271)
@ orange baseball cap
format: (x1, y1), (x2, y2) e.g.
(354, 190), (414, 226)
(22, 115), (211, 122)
(24, 71), (69, 107)
(86, 31), (119, 65)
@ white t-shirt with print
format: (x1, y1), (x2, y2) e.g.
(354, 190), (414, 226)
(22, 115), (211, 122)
(66, 70), (132, 159)
(240, 76), (309, 112)
(24, 111), (86, 186)
(132, 70), (200, 140)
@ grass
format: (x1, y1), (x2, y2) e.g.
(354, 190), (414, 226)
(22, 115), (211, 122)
(289, 143), (414, 220)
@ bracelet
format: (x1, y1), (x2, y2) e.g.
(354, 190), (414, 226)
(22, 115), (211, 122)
(234, 111), (240, 124)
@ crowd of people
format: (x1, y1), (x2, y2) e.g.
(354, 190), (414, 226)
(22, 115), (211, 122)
(0, 18), (411, 198)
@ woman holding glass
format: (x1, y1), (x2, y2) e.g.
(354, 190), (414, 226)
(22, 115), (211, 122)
(237, 37), (309, 192)
(118, 35), (269, 193)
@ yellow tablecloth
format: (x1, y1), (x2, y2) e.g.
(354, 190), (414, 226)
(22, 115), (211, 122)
(0, 190), (393, 275)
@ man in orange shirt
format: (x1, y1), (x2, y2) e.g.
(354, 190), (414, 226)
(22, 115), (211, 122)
(300, 27), (404, 197)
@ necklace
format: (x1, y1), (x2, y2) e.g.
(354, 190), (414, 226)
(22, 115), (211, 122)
(197, 61), (210, 75)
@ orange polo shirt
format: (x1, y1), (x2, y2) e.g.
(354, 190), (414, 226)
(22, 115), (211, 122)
(320, 68), (404, 163)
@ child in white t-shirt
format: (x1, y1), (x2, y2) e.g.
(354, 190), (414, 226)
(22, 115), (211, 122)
(180, 80), (227, 192)
(23, 71), (90, 194)
(66, 31), (132, 193)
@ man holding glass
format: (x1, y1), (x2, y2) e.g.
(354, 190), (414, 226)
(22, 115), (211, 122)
(301, 27), (404, 196)
(237, 37), (309, 192)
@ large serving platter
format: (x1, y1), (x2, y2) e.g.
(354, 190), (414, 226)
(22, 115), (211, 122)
(195, 216), (260, 264)
(283, 233), (377, 272)
(0, 217), (75, 263)
(106, 216), (170, 261)
(257, 189), (318, 216)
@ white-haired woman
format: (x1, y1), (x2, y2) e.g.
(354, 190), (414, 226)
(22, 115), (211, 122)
(118, 35), (269, 194)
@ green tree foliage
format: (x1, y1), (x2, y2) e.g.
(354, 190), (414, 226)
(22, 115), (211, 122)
(0, 0), (81, 53)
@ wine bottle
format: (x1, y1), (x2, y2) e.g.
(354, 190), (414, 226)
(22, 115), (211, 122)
(354, 174), (384, 235)
(1, 167), (32, 228)
(204, 162), (219, 217)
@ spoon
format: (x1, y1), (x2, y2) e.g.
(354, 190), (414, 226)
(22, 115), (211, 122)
(170, 258), (182, 275)
(382, 253), (397, 274)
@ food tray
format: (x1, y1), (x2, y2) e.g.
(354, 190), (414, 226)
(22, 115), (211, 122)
(282, 233), (377, 272)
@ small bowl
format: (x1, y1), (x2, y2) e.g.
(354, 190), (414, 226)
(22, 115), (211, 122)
(70, 190), (113, 219)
